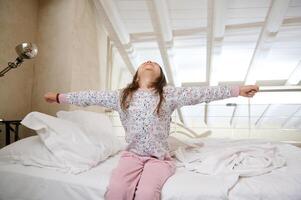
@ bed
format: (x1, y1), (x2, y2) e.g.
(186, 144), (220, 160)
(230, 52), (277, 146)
(1, 136), (301, 200)
(0, 110), (301, 200)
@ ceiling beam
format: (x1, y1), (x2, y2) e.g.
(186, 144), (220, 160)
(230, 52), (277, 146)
(210, 0), (229, 86)
(258, 85), (301, 92)
(254, 104), (271, 128)
(183, 83), (301, 92)
(105, 37), (113, 90)
(229, 104), (238, 127)
(285, 60), (301, 85)
(92, 0), (138, 75)
(244, 0), (290, 85)
(99, 0), (129, 45)
(130, 17), (301, 44)
(146, 0), (175, 84)
(213, 0), (227, 38)
(206, 0), (214, 86)
(281, 105), (301, 128)
(213, 0), (228, 55)
(153, 0), (173, 42)
(146, 0), (185, 124)
(203, 0), (215, 127)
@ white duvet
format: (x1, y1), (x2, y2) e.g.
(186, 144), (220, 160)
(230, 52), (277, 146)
(174, 139), (286, 176)
(173, 137), (288, 196)
(1, 139), (301, 200)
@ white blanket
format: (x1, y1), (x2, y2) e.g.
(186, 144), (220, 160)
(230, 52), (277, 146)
(1, 138), (300, 200)
(174, 138), (287, 195)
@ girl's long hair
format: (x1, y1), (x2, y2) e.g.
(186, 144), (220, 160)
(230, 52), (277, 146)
(120, 64), (167, 116)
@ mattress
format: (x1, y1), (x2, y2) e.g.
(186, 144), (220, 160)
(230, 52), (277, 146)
(0, 140), (301, 200)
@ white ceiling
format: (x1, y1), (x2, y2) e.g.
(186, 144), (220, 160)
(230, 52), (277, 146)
(95, 0), (301, 130)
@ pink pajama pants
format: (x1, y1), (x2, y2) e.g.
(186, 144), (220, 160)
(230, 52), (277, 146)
(104, 150), (176, 200)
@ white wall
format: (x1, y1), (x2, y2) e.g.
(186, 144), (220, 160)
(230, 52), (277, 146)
(0, 0), (39, 147)
(0, 0), (109, 147)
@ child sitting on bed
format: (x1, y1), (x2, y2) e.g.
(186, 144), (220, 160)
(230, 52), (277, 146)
(44, 60), (259, 200)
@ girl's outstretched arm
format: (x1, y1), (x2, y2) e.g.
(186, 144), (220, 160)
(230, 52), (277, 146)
(165, 84), (259, 110)
(165, 85), (241, 110)
(57, 89), (121, 111)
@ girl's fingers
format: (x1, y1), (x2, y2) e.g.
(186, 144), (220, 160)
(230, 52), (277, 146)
(240, 85), (259, 98)
(246, 91), (256, 97)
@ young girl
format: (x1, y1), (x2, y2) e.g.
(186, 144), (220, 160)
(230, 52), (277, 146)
(44, 60), (259, 200)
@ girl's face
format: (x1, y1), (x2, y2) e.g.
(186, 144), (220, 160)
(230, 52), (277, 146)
(137, 60), (161, 80)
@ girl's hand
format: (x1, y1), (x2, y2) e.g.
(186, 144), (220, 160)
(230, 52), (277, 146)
(239, 85), (259, 98)
(44, 92), (58, 103)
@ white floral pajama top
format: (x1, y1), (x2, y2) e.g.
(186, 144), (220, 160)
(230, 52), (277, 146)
(59, 85), (240, 160)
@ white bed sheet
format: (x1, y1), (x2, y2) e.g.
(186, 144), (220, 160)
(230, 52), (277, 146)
(0, 140), (301, 200)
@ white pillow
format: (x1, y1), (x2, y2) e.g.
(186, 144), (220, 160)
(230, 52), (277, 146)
(19, 111), (107, 174)
(56, 110), (123, 156)
(0, 136), (68, 172)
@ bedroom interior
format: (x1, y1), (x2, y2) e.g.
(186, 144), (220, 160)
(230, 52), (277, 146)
(0, 0), (300, 148)
(0, 0), (301, 199)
